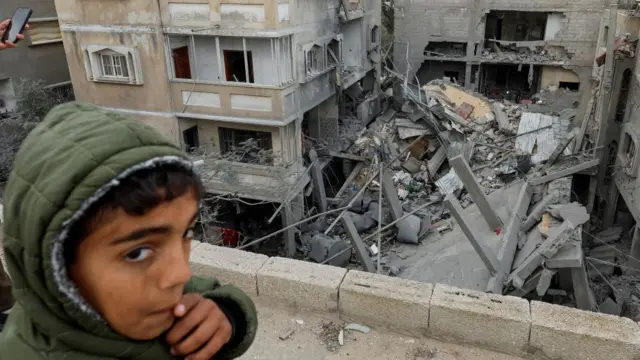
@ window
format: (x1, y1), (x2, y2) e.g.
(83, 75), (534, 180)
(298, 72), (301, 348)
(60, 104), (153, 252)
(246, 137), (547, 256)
(371, 25), (379, 45)
(82, 45), (144, 85)
(100, 53), (129, 78)
(27, 19), (62, 46)
(183, 126), (199, 152)
(618, 123), (640, 177)
(559, 81), (579, 91)
(327, 39), (340, 66)
(224, 50), (254, 83)
(616, 69), (632, 123)
(305, 44), (324, 77)
(218, 127), (273, 164)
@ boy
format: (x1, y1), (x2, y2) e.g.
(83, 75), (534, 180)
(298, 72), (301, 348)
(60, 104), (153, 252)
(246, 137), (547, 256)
(0, 103), (258, 359)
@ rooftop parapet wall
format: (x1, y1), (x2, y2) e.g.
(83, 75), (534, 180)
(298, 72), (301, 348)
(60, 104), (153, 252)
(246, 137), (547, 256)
(190, 241), (640, 360)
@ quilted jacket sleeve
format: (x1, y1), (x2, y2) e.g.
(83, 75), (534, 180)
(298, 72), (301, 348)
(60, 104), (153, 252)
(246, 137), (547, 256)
(184, 276), (258, 359)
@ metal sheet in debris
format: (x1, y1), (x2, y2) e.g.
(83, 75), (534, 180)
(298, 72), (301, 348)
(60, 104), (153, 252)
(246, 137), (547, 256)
(515, 112), (572, 164)
(435, 168), (463, 195)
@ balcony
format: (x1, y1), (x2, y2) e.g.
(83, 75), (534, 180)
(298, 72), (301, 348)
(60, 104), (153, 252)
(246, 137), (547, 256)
(196, 158), (309, 202)
(172, 80), (297, 123)
(160, 0), (292, 31)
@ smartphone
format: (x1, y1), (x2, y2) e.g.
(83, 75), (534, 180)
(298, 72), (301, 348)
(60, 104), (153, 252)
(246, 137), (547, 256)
(1, 8), (33, 44)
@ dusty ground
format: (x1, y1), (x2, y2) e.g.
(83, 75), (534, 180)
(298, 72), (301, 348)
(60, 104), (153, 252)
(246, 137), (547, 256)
(240, 301), (526, 360)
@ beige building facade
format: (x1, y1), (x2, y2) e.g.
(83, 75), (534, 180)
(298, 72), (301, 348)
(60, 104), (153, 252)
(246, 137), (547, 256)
(54, 0), (381, 205)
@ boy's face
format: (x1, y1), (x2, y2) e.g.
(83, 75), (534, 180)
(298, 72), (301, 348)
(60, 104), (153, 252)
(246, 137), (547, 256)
(69, 190), (199, 340)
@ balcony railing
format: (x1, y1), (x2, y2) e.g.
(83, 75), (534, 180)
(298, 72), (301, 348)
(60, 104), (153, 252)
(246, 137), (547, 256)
(172, 80), (297, 121)
(160, 0), (291, 30)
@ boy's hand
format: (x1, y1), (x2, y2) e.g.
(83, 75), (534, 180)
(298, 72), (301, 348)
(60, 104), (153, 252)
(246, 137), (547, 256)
(166, 293), (233, 360)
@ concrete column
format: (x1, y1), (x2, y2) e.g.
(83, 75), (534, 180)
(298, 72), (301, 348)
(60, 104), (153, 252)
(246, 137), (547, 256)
(449, 155), (502, 230)
(444, 194), (499, 274)
(629, 225), (640, 272)
(282, 203), (296, 257)
(309, 149), (328, 215)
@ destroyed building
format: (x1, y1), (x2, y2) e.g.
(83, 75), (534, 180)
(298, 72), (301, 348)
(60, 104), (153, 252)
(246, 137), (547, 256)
(49, 0), (640, 323)
(392, 0), (605, 117)
(53, 0), (383, 254)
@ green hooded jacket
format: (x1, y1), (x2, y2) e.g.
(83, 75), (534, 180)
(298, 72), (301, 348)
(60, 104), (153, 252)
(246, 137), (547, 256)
(0, 103), (258, 359)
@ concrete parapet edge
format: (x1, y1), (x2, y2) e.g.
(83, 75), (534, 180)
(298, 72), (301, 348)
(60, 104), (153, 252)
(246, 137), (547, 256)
(190, 243), (640, 358)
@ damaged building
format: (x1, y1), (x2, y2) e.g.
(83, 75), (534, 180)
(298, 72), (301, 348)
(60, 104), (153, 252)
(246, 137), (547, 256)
(53, 0), (382, 255)
(392, 0), (604, 113)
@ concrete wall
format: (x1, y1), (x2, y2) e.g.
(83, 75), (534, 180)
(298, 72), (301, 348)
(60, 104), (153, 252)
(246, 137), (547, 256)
(189, 241), (640, 360)
(0, 0), (70, 104)
(394, 0), (609, 82)
(540, 66), (580, 89)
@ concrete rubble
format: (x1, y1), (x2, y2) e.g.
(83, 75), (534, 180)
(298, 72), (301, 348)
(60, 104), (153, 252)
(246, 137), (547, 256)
(255, 68), (638, 324)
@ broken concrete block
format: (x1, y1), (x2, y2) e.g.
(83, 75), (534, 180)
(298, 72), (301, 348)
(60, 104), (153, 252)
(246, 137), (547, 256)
(599, 297), (622, 316)
(308, 234), (351, 267)
(429, 284), (531, 355)
(521, 195), (554, 233)
(546, 243), (583, 269)
(366, 202), (390, 226)
(339, 270), (432, 337)
(402, 156), (422, 174)
(509, 221), (576, 289)
(257, 257), (347, 312)
(349, 193), (373, 213)
(396, 213), (421, 244)
(548, 202), (589, 226)
(348, 211), (376, 232)
(190, 242), (268, 297)
(530, 301), (640, 360)
(536, 269), (556, 296)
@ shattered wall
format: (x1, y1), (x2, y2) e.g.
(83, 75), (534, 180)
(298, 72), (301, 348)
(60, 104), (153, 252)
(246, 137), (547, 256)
(394, 0), (608, 89)
(613, 51), (640, 224)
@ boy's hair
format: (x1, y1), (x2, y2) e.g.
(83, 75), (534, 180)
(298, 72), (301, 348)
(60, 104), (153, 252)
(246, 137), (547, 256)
(64, 164), (204, 264)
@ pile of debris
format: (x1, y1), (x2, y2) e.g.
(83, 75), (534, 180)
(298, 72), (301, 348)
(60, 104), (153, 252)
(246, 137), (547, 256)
(481, 40), (572, 63)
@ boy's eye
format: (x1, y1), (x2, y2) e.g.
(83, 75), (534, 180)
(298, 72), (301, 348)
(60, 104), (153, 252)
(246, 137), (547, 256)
(124, 247), (153, 262)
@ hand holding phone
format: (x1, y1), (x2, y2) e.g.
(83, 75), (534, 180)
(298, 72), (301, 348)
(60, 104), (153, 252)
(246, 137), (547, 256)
(0, 8), (32, 50)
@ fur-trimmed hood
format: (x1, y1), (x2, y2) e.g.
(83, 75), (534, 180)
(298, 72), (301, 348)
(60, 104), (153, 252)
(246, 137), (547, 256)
(0, 103), (194, 359)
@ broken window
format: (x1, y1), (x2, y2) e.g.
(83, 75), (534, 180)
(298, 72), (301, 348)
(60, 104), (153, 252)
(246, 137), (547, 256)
(218, 127), (273, 164)
(424, 42), (466, 57)
(615, 69), (632, 123)
(224, 50), (254, 83)
(559, 81), (579, 91)
(100, 52), (129, 78)
(485, 11), (547, 42)
(306, 44), (324, 76)
(327, 39), (340, 66)
(172, 46), (192, 79)
(182, 126), (199, 153)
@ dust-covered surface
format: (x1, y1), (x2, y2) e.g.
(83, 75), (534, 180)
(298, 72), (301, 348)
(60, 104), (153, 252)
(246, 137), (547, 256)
(239, 301), (526, 360)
